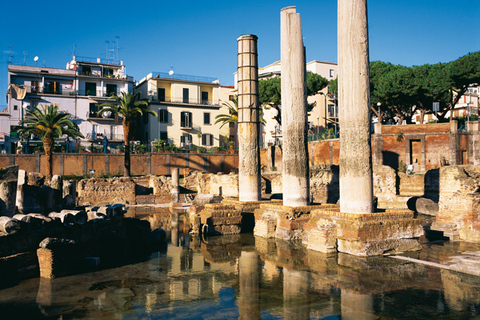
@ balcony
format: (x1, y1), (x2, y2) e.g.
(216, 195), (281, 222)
(152, 95), (219, 106)
(24, 85), (76, 96)
(86, 132), (124, 142)
(87, 110), (115, 121)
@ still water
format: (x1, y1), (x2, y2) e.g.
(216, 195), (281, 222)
(1, 209), (480, 319)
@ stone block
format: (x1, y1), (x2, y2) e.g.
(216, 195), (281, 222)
(304, 224), (337, 253)
(415, 197), (439, 216)
(193, 194), (224, 206)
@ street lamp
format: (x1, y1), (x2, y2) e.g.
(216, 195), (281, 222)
(319, 92), (327, 130)
(316, 115), (320, 134)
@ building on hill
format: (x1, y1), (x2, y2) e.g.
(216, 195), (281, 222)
(4, 56), (133, 153)
(135, 72), (235, 149)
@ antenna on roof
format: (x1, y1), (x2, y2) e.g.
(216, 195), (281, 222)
(169, 65), (174, 76)
(73, 45), (76, 58)
(8, 45), (13, 64)
(115, 36), (119, 64)
(23, 51), (27, 65)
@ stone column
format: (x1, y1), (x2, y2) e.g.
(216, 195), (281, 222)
(171, 168), (180, 203)
(238, 251), (261, 319)
(15, 169), (26, 213)
(281, 6), (309, 207)
(338, 0), (374, 214)
(237, 34), (261, 202)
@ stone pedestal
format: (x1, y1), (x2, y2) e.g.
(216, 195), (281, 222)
(253, 203), (334, 240)
(199, 203), (243, 235)
(304, 207), (423, 256)
(171, 168), (180, 203)
(431, 165), (480, 242)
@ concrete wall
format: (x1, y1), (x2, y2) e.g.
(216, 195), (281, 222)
(1, 153), (238, 177)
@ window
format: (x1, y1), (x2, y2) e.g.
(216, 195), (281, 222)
(106, 84), (117, 97)
(181, 134), (192, 145)
(328, 104), (336, 117)
(89, 103), (99, 117)
(229, 95), (234, 101)
(82, 66), (92, 76)
(103, 68), (114, 77)
(160, 131), (168, 141)
(158, 88), (166, 102)
(85, 82), (96, 96)
(13, 105), (18, 111)
(181, 111), (192, 128)
(31, 81), (39, 93)
(204, 112), (210, 125)
(46, 81), (60, 94)
(329, 69), (335, 78)
(159, 109), (168, 123)
(202, 133), (213, 146)
(183, 88), (189, 103)
(201, 91), (209, 104)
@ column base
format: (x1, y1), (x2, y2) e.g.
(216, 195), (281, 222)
(304, 206), (423, 256)
(253, 203), (335, 241)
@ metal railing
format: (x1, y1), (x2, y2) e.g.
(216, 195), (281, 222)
(23, 85), (124, 98)
(152, 95), (219, 106)
(86, 132), (124, 141)
(152, 72), (217, 83)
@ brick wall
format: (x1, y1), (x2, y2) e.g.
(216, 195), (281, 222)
(0, 153), (238, 177)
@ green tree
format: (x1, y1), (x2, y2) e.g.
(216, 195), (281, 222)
(18, 104), (84, 179)
(99, 92), (156, 177)
(259, 73), (329, 125)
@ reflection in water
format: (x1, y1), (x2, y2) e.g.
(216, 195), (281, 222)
(1, 209), (480, 319)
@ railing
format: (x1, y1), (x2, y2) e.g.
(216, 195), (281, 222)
(75, 56), (121, 65)
(24, 85), (124, 98)
(152, 72), (217, 83)
(87, 111), (115, 120)
(152, 95), (219, 106)
(86, 132), (124, 141)
(79, 89), (123, 97)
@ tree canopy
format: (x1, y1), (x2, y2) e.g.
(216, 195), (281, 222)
(259, 72), (329, 125)
(370, 50), (480, 124)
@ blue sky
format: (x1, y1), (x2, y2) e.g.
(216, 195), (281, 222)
(1, 0), (479, 106)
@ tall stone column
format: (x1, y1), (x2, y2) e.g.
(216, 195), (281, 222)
(171, 168), (180, 203)
(281, 6), (309, 207)
(237, 35), (261, 202)
(338, 0), (374, 213)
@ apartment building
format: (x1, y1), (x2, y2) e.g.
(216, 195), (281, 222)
(4, 56), (133, 152)
(135, 72), (234, 149)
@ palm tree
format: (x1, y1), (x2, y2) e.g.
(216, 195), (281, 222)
(18, 104), (84, 179)
(99, 92), (156, 177)
(215, 97), (266, 148)
(214, 97), (238, 129)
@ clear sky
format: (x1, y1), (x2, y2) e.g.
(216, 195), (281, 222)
(1, 0), (479, 106)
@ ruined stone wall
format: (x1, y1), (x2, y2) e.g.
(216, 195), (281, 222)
(77, 178), (136, 206)
(435, 165), (480, 242)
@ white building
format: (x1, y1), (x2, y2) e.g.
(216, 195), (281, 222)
(4, 56), (133, 152)
(135, 72), (234, 149)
